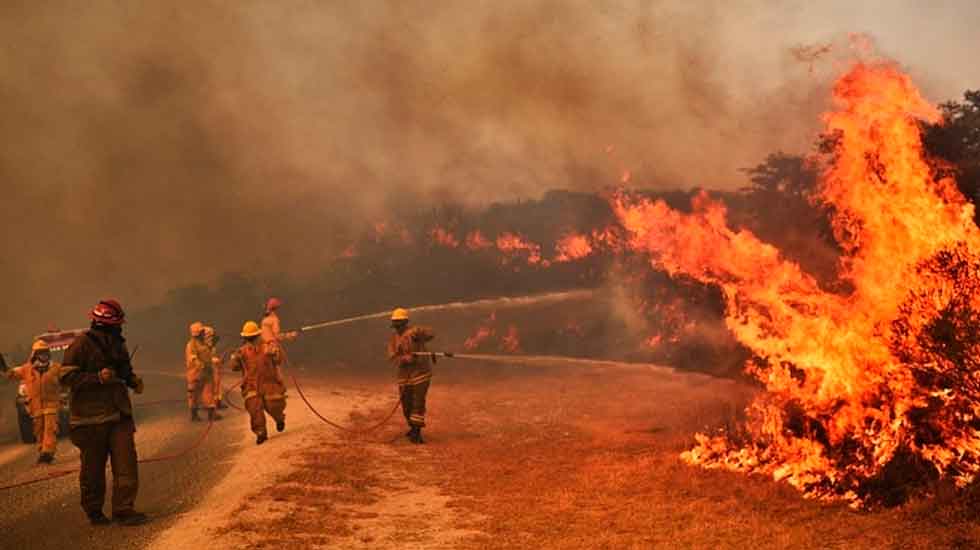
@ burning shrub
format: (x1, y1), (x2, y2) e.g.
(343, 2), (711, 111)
(617, 60), (980, 507)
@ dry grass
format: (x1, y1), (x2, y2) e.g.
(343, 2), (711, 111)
(217, 363), (980, 549)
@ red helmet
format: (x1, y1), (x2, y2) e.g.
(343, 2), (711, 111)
(265, 297), (282, 312)
(89, 299), (126, 325)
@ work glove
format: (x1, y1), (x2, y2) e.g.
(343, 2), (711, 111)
(131, 375), (145, 395)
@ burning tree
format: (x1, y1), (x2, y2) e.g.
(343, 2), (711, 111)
(614, 61), (980, 507)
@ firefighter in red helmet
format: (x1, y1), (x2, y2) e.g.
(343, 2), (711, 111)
(60, 299), (147, 526)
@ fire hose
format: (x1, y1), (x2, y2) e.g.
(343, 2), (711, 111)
(0, 371), (235, 492)
(273, 343), (409, 438)
(287, 351), (459, 438)
(290, 373), (401, 437)
(0, 417), (215, 492)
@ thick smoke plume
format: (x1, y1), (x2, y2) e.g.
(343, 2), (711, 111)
(2, 1), (978, 348)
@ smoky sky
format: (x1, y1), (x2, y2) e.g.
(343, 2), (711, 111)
(1, 0), (978, 348)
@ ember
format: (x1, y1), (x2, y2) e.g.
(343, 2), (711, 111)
(615, 60), (980, 506)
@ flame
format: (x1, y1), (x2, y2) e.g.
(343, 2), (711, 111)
(463, 312), (497, 351)
(373, 221), (388, 243)
(399, 228), (414, 245)
(465, 230), (493, 250)
(430, 227), (460, 248)
(614, 61), (980, 505)
(496, 232), (544, 266)
(500, 325), (522, 353)
(554, 233), (594, 263)
(463, 326), (495, 351)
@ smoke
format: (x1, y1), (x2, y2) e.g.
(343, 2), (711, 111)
(1, 1), (978, 348)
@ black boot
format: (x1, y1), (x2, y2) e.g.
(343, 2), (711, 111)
(37, 452), (54, 464)
(88, 512), (111, 526)
(413, 427), (425, 445)
(256, 432), (268, 445)
(190, 408), (201, 422)
(216, 400), (228, 410)
(208, 409), (222, 422)
(275, 419), (285, 432)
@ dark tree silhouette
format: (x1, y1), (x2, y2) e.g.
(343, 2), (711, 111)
(923, 90), (980, 219)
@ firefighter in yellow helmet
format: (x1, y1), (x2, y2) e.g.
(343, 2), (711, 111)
(387, 308), (435, 444)
(2, 340), (63, 463)
(185, 322), (220, 422)
(203, 326), (226, 410)
(229, 321), (286, 445)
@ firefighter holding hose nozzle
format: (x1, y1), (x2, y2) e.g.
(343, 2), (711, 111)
(387, 308), (435, 444)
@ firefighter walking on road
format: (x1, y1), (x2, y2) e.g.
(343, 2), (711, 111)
(60, 299), (147, 526)
(229, 321), (286, 445)
(387, 308), (435, 444)
(2, 340), (63, 464)
(185, 322), (221, 422)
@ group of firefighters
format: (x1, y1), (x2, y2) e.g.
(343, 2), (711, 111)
(1, 296), (438, 527)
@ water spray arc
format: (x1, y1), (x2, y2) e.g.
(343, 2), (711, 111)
(295, 290), (595, 333)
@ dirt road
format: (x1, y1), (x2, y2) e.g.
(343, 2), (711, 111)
(4, 358), (980, 549)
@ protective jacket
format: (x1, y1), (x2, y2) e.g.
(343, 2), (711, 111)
(229, 341), (285, 401)
(387, 326), (435, 386)
(6, 362), (63, 417)
(185, 337), (217, 408)
(60, 328), (138, 426)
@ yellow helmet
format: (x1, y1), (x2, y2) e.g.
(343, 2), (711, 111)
(240, 321), (262, 338)
(189, 321), (205, 337)
(30, 340), (50, 361)
(390, 308), (410, 322)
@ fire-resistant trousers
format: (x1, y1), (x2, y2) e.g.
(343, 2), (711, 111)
(244, 395), (286, 437)
(69, 417), (139, 517)
(399, 379), (430, 428)
(32, 413), (58, 455)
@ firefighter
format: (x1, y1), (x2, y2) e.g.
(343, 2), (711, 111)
(203, 326), (226, 410)
(60, 299), (147, 526)
(185, 322), (220, 422)
(261, 297), (294, 388)
(2, 340), (63, 464)
(261, 297), (298, 344)
(229, 321), (286, 445)
(387, 308), (435, 444)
